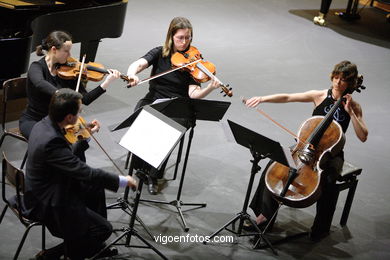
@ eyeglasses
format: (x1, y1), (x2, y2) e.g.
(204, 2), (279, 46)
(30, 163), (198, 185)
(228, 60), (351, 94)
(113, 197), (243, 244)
(174, 35), (192, 42)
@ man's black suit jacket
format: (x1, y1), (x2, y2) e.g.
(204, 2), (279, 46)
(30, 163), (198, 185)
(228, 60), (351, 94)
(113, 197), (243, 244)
(23, 116), (119, 239)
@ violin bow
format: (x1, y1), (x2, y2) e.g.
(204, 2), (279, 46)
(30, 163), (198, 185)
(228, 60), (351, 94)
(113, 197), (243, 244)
(80, 120), (127, 176)
(127, 59), (202, 88)
(75, 54), (86, 92)
(241, 97), (309, 147)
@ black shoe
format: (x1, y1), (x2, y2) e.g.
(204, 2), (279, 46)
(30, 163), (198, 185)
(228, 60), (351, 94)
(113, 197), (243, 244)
(95, 246), (118, 259)
(242, 219), (274, 232)
(34, 243), (64, 260)
(147, 175), (158, 195)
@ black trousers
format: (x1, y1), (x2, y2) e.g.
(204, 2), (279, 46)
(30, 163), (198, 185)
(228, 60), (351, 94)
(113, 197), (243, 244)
(43, 184), (111, 259)
(320, 0), (333, 14)
(249, 155), (343, 236)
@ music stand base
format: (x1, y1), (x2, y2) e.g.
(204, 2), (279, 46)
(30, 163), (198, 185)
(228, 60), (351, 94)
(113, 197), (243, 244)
(255, 231), (309, 250)
(141, 198), (206, 232)
(204, 211), (277, 255)
(106, 197), (154, 240)
(91, 227), (168, 260)
(94, 171), (167, 259)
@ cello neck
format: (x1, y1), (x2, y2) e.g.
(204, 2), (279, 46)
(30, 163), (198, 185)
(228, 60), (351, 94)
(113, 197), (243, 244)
(306, 90), (347, 147)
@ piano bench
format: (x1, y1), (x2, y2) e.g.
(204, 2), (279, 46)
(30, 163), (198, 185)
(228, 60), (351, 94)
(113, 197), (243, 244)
(335, 161), (362, 226)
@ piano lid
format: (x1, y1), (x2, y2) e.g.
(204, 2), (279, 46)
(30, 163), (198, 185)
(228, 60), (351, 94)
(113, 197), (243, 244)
(0, 0), (64, 10)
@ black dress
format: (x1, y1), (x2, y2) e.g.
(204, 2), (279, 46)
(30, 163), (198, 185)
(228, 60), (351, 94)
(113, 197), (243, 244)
(133, 46), (200, 178)
(249, 89), (350, 236)
(19, 57), (106, 139)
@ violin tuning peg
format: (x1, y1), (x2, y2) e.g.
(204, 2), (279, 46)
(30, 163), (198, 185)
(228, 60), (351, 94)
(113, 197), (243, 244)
(356, 89), (361, 93)
(361, 86), (366, 89)
(220, 90), (223, 93)
(223, 94), (227, 97)
(229, 87), (232, 90)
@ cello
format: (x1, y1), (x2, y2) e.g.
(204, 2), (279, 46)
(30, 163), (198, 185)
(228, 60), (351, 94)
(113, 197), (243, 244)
(264, 75), (365, 208)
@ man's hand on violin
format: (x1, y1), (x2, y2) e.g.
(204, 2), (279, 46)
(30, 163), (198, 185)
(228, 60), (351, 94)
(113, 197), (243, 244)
(245, 96), (263, 108)
(126, 74), (140, 87)
(89, 119), (101, 134)
(101, 69), (121, 89)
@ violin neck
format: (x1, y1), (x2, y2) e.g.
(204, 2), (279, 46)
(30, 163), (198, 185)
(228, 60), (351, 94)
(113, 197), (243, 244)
(87, 64), (108, 74)
(195, 62), (222, 84)
(86, 65), (128, 82)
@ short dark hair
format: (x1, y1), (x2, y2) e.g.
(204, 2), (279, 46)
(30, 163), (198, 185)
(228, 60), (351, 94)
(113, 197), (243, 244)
(49, 89), (82, 123)
(330, 60), (358, 87)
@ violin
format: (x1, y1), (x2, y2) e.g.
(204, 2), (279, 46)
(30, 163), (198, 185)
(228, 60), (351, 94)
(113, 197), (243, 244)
(57, 57), (130, 83)
(64, 116), (92, 144)
(171, 46), (233, 97)
(264, 76), (365, 208)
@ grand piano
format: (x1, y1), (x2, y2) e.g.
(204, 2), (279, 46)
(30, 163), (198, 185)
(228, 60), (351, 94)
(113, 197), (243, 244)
(0, 0), (128, 83)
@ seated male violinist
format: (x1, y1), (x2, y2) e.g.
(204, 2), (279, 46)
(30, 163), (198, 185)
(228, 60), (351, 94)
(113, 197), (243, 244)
(23, 89), (137, 259)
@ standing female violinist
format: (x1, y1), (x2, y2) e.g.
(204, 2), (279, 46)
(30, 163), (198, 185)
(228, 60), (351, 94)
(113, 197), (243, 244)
(126, 17), (221, 195)
(244, 60), (368, 241)
(19, 30), (121, 141)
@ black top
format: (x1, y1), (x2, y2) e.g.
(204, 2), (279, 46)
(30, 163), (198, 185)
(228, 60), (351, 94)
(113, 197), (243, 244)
(23, 116), (119, 237)
(141, 46), (200, 101)
(312, 89), (351, 133)
(23, 57), (106, 122)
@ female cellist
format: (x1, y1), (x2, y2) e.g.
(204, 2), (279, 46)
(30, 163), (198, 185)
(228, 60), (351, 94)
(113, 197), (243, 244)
(126, 17), (221, 195)
(19, 30), (121, 140)
(244, 60), (368, 241)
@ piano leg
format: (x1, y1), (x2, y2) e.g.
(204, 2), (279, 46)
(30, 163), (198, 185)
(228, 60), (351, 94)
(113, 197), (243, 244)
(80, 39), (101, 62)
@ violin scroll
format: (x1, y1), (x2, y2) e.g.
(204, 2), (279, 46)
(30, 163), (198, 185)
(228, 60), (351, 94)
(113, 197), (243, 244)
(354, 74), (366, 93)
(220, 84), (233, 97)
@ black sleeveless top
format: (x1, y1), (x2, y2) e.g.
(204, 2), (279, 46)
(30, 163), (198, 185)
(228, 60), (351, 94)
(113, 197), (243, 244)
(312, 89), (351, 133)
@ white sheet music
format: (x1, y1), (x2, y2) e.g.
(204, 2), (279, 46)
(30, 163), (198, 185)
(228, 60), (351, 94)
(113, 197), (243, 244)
(119, 109), (183, 169)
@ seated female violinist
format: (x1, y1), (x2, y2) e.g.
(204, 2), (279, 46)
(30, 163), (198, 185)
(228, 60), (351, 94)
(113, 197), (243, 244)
(19, 30), (121, 143)
(126, 16), (221, 195)
(244, 60), (368, 241)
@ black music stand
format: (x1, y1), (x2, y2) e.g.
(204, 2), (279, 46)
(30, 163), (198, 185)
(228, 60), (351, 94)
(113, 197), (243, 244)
(147, 98), (230, 232)
(204, 120), (296, 255)
(93, 106), (187, 260)
(113, 97), (230, 232)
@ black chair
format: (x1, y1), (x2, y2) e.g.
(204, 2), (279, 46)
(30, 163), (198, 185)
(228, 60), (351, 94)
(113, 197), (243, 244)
(0, 77), (28, 169)
(0, 152), (46, 259)
(335, 160), (362, 226)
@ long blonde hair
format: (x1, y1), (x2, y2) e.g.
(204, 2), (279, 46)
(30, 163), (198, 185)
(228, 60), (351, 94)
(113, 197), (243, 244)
(162, 17), (193, 58)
